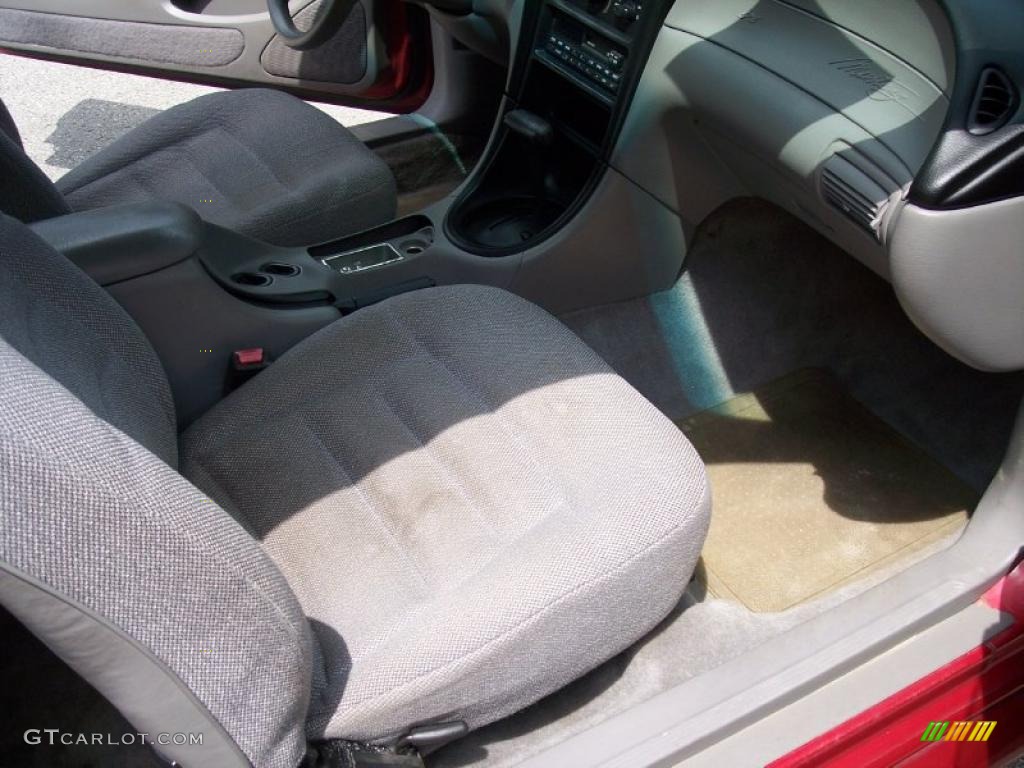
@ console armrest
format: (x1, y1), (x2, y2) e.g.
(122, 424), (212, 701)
(30, 202), (204, 286)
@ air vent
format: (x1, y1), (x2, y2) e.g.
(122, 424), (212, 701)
(820, 155), (891, 241)
(968, 67), (1017, 135)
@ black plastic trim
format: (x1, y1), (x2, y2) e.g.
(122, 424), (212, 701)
(967, 67), (1018, 135)
(909, 1), (1024, 209)
(29, 202), (203, 286)
(443, 0), (671, 256)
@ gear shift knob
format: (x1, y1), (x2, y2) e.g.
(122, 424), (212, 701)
(503, 109), (554, 148)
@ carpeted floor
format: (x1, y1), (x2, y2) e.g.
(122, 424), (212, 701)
(430, 198), (1023, 767)
(561, 199), (1022, 494)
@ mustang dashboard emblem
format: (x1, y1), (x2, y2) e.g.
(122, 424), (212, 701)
(829, 58), (919, 104)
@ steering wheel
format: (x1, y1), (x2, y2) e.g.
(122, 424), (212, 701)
(266, 0), (356, 51)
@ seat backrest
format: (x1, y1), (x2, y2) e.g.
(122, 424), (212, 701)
(0, 98), (72, 223)
(0, 215), (313, 768)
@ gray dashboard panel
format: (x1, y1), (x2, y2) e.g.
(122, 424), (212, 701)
(727, 0), (956, 95)
(664, 0), (949, 173)
(611, 0), (954, 279)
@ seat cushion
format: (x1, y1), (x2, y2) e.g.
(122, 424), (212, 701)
(55, 88), (396, 247)
(180, 285), (710, 743)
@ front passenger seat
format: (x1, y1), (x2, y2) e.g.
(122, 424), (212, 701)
(0, 89), (396, 246)
(0, 214), (710, 768)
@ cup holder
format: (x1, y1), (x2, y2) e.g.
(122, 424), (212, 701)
(232, 272), (273, 287)
(450, 196), (564, 251)
(262, 262), (302, 277)
(399, 237), (430, 256)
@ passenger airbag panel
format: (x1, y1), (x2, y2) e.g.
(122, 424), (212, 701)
(663, 0), (948, 175)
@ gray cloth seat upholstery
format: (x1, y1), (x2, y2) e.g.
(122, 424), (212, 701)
(180, 285), (711, 743)
(0, 214), (710, 768)
(0, 89), (396, 246)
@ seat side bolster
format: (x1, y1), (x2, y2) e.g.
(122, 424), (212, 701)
(0, 565), (252, 768)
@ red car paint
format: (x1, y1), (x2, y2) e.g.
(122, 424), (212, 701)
(360, 0), (434, 111)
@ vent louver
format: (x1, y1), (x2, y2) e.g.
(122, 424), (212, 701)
(820, 155), (891, 240)
(968, 67), (1017, 135)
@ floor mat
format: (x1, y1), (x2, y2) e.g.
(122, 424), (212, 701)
(678, 369), (977, 612)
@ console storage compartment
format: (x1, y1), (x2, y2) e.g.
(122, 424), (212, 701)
(29, 202), (204, 286)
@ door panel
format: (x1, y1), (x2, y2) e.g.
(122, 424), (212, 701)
(0, 0), (431, 110)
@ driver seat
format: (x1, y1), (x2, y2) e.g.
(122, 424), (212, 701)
(0, 88), (397, 246)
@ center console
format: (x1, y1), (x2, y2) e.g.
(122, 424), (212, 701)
(29, 0), (671, 426)
(30, 202), (445, 426)
(445, 0), (666, 254)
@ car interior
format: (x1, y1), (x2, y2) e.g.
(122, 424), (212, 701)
(1, 0), (1023, 767)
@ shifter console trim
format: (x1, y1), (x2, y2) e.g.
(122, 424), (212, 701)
(444, 0), (669, 256)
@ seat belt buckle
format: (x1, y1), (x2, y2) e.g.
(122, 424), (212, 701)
(227, 347), (270, 391)
(233, 347), (266, 368)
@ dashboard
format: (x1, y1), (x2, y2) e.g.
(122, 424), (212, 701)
(440, 0), (1023, 371)
(605, 0), (1024, 371)
(611, 0), (956, 277)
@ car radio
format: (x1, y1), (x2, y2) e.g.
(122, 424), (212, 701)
(539, 11), (629, 97)
(542, 22), (626, 94)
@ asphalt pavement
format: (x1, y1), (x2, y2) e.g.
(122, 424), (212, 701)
(0, 53), (386, 181)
